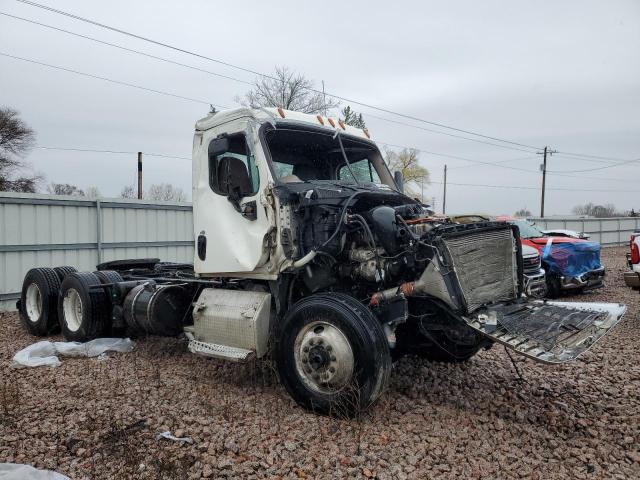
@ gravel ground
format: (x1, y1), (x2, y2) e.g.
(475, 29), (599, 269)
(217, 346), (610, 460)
(1, 247), (638, 479)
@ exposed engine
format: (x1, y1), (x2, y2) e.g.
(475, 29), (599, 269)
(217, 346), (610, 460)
(276, 183), (524, 319)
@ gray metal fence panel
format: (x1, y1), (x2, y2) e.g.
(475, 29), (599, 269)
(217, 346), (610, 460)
(529, 216), (640, 246)
(0, 192), (194, 311)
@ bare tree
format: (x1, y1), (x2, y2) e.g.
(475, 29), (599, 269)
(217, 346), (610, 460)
(514, 208), (532, 217)
(572, 202), (620, 218)
(146, 183), (186, 202)
(238, 66), (340, 114)
(83, 186), (101, 199)
(47, 183), (85, 196)
(120, 185), (136, 199)
(341, 106), (366, 128)
(0, 107), (41, 192)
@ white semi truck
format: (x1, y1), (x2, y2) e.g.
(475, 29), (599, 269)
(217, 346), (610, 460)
(18, 107), (626, 414)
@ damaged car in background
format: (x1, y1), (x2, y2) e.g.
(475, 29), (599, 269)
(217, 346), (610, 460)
(504, 218), (605, 297)
(17, 107), (626, 414)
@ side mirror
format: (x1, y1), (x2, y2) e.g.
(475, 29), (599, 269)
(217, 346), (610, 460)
(208, 137), (230, 157)
(393, 171), (404, 193)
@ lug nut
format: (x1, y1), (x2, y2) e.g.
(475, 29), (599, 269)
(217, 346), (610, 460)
(326, 345), (333, 351)
(330, 355), (336, 362)
(302, 357), (308, 364)
(317, 338), (323, 345)
(303, 346), (309, 353)
(329, 366), (335, 373)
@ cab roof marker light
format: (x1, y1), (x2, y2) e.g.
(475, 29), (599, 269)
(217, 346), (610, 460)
(277, 107), (285, 118)
(327, 118), (336, 128)
(338, 119), (346, 130)
(316, 115), (324, 125)
(363, 128), (370, 138)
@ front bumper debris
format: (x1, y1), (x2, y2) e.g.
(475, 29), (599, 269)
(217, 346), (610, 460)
(560, 266), (605, 291)
(465, 300), (626, 363)
(523, 269), (547, 298)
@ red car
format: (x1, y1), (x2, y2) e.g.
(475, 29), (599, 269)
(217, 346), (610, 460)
(500, 218), (605, 297)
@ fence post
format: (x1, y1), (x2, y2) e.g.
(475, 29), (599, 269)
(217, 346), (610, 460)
(96, 199), (103, 264)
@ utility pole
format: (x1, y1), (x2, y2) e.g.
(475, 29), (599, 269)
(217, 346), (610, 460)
(137, 152), (143, 199)
(537, 146), (555, 218)
(442, 164), (447, 215)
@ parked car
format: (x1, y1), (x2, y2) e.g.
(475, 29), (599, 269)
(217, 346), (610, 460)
(504, 218), (605, 297)
(624, 232), (640, 289)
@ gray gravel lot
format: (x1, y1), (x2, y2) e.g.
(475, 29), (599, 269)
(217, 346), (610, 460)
(1, 247), (638, 479)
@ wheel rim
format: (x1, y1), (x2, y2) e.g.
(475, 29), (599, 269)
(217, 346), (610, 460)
(25, 283), (42, 323)
(63, 288), (83, 332)
(294, 320), (354, 394)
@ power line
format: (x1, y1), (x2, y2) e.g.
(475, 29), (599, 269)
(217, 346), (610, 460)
(36, 146), (191, 160)
(13, 0), (543, 151)
(447, 155), (538, 170)
(547, 156), (640, 173)
(0, 51), (222, 107)
(379, 142), (538, 172)
(2, 50), (534, 175)
(0, 49), (546, 176)
(2, 9), (539, 155)
(33, 146), (640, 193)
(0, 12), (255, 87)
(429, 180), (640, 193)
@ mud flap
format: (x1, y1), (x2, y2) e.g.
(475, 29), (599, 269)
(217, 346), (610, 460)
(465, 300), (626, 363)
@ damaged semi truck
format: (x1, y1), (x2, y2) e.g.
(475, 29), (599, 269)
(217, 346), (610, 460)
(18, 108), (626, 414)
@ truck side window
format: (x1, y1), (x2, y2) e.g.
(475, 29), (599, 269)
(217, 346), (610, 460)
(208, 133), (259, 196)
(339, 158), (381, 183)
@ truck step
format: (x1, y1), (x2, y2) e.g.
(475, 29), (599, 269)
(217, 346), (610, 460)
(187, 338), (255, 362)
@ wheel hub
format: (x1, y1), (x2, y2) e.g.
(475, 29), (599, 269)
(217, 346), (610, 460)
(62, 288), (83, 332)
(294, 321), (354, 394)
(25, 283), (42, 323)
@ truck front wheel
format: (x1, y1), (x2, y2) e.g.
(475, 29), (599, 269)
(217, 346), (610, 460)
(275, 293), (391, 416)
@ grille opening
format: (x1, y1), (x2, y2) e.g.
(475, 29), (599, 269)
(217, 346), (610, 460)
(442, 227), (519, 313)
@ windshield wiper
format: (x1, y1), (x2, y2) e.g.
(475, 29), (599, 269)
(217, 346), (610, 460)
(336, 132), (360, 186)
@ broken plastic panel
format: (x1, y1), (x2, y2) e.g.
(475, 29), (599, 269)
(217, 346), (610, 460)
(465, 300), (625, 363)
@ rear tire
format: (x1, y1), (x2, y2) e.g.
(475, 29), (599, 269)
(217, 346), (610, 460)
(275, 293), (391, 416)
(58, 272), (110, 342)
(19, 268), (61, 336)
(53, 266), (77, 283)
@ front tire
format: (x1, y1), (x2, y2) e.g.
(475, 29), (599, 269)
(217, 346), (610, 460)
(275, 293), (391, 416)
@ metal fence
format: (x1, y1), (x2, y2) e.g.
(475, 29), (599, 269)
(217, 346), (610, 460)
(529, 216), (640, 247)
(0, 192), (194, 311)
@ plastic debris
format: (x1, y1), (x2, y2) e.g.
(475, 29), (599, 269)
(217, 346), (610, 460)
(155, 431), (194, 444)
(11, 338), (134, 368)
(0, 463), (70, 479)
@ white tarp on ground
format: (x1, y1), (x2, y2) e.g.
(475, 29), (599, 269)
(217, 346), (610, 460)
(10, 338), (135, 368)
(0, 463), (70, 480)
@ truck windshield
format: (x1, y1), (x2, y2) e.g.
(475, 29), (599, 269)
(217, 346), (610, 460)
(264, 126), (394, 187)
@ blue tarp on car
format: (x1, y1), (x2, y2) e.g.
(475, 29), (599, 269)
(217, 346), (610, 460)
(541, 241), (601, 277)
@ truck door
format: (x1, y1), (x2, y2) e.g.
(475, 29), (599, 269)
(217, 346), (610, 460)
(193, 121), (273, 275)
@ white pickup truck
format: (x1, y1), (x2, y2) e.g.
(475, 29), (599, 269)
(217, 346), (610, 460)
(17, 107), (627, 415)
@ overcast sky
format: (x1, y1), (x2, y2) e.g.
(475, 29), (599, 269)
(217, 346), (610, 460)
(1, 0), (639, 215)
